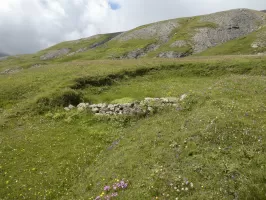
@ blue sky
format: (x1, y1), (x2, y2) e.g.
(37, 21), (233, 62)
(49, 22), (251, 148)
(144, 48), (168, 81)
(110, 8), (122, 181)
(108, 1), (121, 10)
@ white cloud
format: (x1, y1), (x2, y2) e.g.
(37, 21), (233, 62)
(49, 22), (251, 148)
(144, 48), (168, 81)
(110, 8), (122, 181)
(0, 0), (266, 54)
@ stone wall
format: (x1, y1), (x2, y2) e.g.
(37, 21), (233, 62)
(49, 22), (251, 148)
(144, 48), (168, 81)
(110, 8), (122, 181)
(64, 95), (187, 116)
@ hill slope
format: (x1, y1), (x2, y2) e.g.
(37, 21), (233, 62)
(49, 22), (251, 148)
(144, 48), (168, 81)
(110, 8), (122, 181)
(39, 8), (266, 60)
(0, 56), (265, 199)
(0, 8), (266, 200)
(1, 8), (266, 74)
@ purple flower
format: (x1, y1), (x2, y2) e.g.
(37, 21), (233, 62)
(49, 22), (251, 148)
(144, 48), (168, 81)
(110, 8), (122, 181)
(121, 183), (128, 189)
(104, 195), (110, 200)
(119, 180), (128, 189)
(104, 185), (111, 191)
(111, 192), (118, 197)
(95, 196), (101, 200)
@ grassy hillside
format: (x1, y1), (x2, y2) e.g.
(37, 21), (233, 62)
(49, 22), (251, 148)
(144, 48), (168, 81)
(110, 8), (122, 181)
(0, 55), (266, 199)
(1, 7), (266, 200)
(1, 8), (266, 74)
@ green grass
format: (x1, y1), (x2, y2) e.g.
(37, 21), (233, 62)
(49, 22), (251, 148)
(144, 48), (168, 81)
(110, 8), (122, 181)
(0, 56), (266, 199)
(39, 33), (117, 54)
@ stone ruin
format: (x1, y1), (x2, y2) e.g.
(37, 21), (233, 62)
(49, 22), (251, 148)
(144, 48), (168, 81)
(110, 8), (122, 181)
(64, 95), (187, 116)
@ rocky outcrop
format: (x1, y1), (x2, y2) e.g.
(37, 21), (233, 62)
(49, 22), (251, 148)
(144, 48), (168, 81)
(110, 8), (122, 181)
(40, 48), (70, 60)
(170, 40), (187, 48)
(113, 20), (179, 43)
(64, 96), (187, 116)
(122, 44), (160, 59)
(193, 9), (266, 53)
(66, 32), (123, 57)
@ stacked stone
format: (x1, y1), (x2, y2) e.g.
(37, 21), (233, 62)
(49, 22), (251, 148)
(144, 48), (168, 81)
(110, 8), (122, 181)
(64, 96), (186, 116)
(89, 103), (144, 116)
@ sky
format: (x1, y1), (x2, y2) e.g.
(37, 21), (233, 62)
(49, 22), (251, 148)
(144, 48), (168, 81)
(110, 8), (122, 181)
(1, 0), (266, 55)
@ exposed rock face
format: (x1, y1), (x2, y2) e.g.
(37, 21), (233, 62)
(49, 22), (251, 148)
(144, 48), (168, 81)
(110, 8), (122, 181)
(122, 44), (160, 59)
(65, 96), (187, 116)
(193, 9), (266, 53)
(66, 32), (123, 57)
(170, 40), (187, 48)
(40, 48), (70, 60)
(113, 20), (179, 42)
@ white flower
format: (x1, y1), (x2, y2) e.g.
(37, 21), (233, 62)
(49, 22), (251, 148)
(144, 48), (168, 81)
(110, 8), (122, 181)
(190, 182), (194, 188)
(185, 187), (189, 191)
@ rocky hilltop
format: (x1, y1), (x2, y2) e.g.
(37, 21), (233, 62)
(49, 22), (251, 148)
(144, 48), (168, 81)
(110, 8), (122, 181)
(37, 8), (266, 60)
(1, 8), (266, 74)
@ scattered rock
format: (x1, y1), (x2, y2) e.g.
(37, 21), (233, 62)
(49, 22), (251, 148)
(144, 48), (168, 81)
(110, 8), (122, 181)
(158, 51), (188, 58)
(64, 107), (70, 111)
(122, 43), (160, 59)
(40, 48), (70, 60)
(64, 104), (75, 111)
(0, 67), (22, 75)
(251, 43), (259, 48)
(31, 64), (43, 69)
(180, 94), (188, 101)
(77, 103), (89, 111)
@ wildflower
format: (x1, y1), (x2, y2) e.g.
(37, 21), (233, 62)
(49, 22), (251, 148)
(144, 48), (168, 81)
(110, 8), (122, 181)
(190, 182), (194, 188)
(185, 187), (188, 191)
(174, 187), (177, 190)
(104, 186), (111, 191)
(111, 192), (118, 197)
(95, 196), (101, 200)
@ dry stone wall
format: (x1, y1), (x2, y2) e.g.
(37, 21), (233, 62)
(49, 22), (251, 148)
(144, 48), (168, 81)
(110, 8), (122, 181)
(64, 95), (187, 116)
